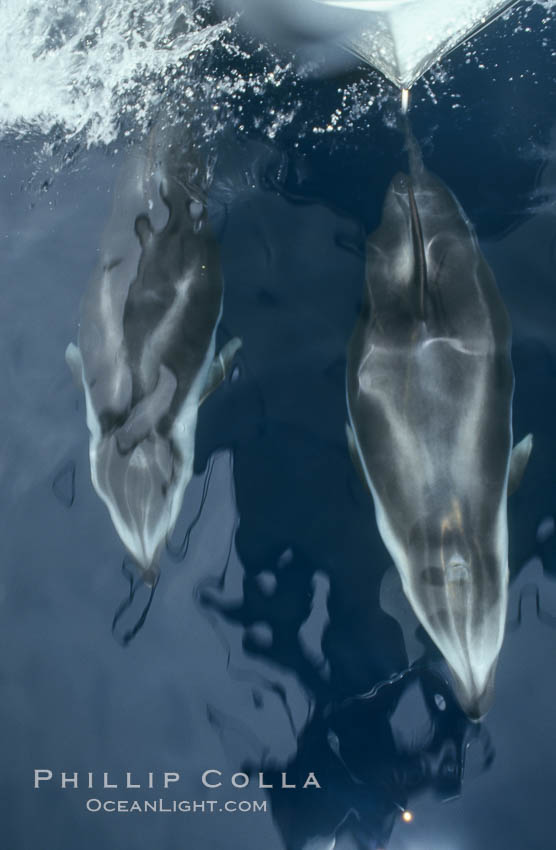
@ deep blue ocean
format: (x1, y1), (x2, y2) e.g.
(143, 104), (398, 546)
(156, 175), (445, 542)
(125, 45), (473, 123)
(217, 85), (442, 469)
(1, 3), (556, 849)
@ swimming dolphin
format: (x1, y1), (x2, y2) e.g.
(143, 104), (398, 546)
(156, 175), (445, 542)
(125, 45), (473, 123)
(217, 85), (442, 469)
(67, 142), (241, 583)
(346, 141), (531, 719)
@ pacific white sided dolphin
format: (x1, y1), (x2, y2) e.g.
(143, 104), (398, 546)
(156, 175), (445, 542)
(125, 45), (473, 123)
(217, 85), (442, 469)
(346, 137), (531, 719)
(67, 139), (241, 583)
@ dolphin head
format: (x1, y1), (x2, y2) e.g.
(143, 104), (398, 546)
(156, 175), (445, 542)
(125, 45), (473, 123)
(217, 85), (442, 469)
(89, 421), (195, 583)
(399, 513), (509, 721)
(78, 358), (196, 581)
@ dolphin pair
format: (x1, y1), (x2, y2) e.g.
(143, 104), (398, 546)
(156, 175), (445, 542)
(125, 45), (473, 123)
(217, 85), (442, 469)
(67, 139), (240, 584)
(347, 135), (531, 719)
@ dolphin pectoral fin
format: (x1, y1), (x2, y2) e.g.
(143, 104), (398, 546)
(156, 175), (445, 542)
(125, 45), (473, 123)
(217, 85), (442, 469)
(219, 337), (243, 372)
(345, 423), (371, 494)
(65, 342), (84, 389)
(134, 213), (154, 248)
(508, 433), (533, 496)
(200, 337), (242, 404)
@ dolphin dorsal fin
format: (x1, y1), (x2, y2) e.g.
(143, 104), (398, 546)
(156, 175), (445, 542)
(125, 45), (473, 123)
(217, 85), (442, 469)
(406, 179), (427, 322)
(404, 118), (427, 321)
(508, 433), (533, 496)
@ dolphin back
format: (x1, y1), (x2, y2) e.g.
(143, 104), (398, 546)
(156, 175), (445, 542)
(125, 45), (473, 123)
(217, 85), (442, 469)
(359, 167), (511, 348)
(70, 136), (227, 576)
(347, 161), (514, 719)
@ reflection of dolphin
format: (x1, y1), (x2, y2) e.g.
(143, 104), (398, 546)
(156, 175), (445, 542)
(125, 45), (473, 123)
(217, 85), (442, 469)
(66, 144), (241, 582)
(346, 144), (531, 719)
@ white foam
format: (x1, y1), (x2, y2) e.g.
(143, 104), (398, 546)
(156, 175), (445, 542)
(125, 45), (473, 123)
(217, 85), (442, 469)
(0, 0), (552, 150)
(0, 0), (229, 145)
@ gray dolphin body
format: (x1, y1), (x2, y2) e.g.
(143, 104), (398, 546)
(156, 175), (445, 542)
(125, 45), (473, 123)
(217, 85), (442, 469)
(347, 152), (530, 719)
(67, 143), (240, 582)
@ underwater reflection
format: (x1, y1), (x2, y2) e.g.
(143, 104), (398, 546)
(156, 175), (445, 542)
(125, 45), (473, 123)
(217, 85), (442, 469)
(262, 671), (492, 850)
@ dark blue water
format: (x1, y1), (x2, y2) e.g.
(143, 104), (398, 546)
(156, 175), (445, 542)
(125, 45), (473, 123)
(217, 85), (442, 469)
(2, 5), (556, 849)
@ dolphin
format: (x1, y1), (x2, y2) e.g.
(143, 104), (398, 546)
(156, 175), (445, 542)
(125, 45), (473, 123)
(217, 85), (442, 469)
(346, 140), (531, 719)
(66, 140), (241, 583)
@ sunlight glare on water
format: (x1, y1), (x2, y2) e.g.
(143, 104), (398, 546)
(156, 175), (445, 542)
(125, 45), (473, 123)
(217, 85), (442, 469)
(0, 0), (230, 144)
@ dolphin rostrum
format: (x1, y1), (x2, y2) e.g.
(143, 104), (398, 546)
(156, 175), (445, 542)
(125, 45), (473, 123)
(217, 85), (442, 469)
(346, 140), (531, 719)
(67, 140), (241, 583)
